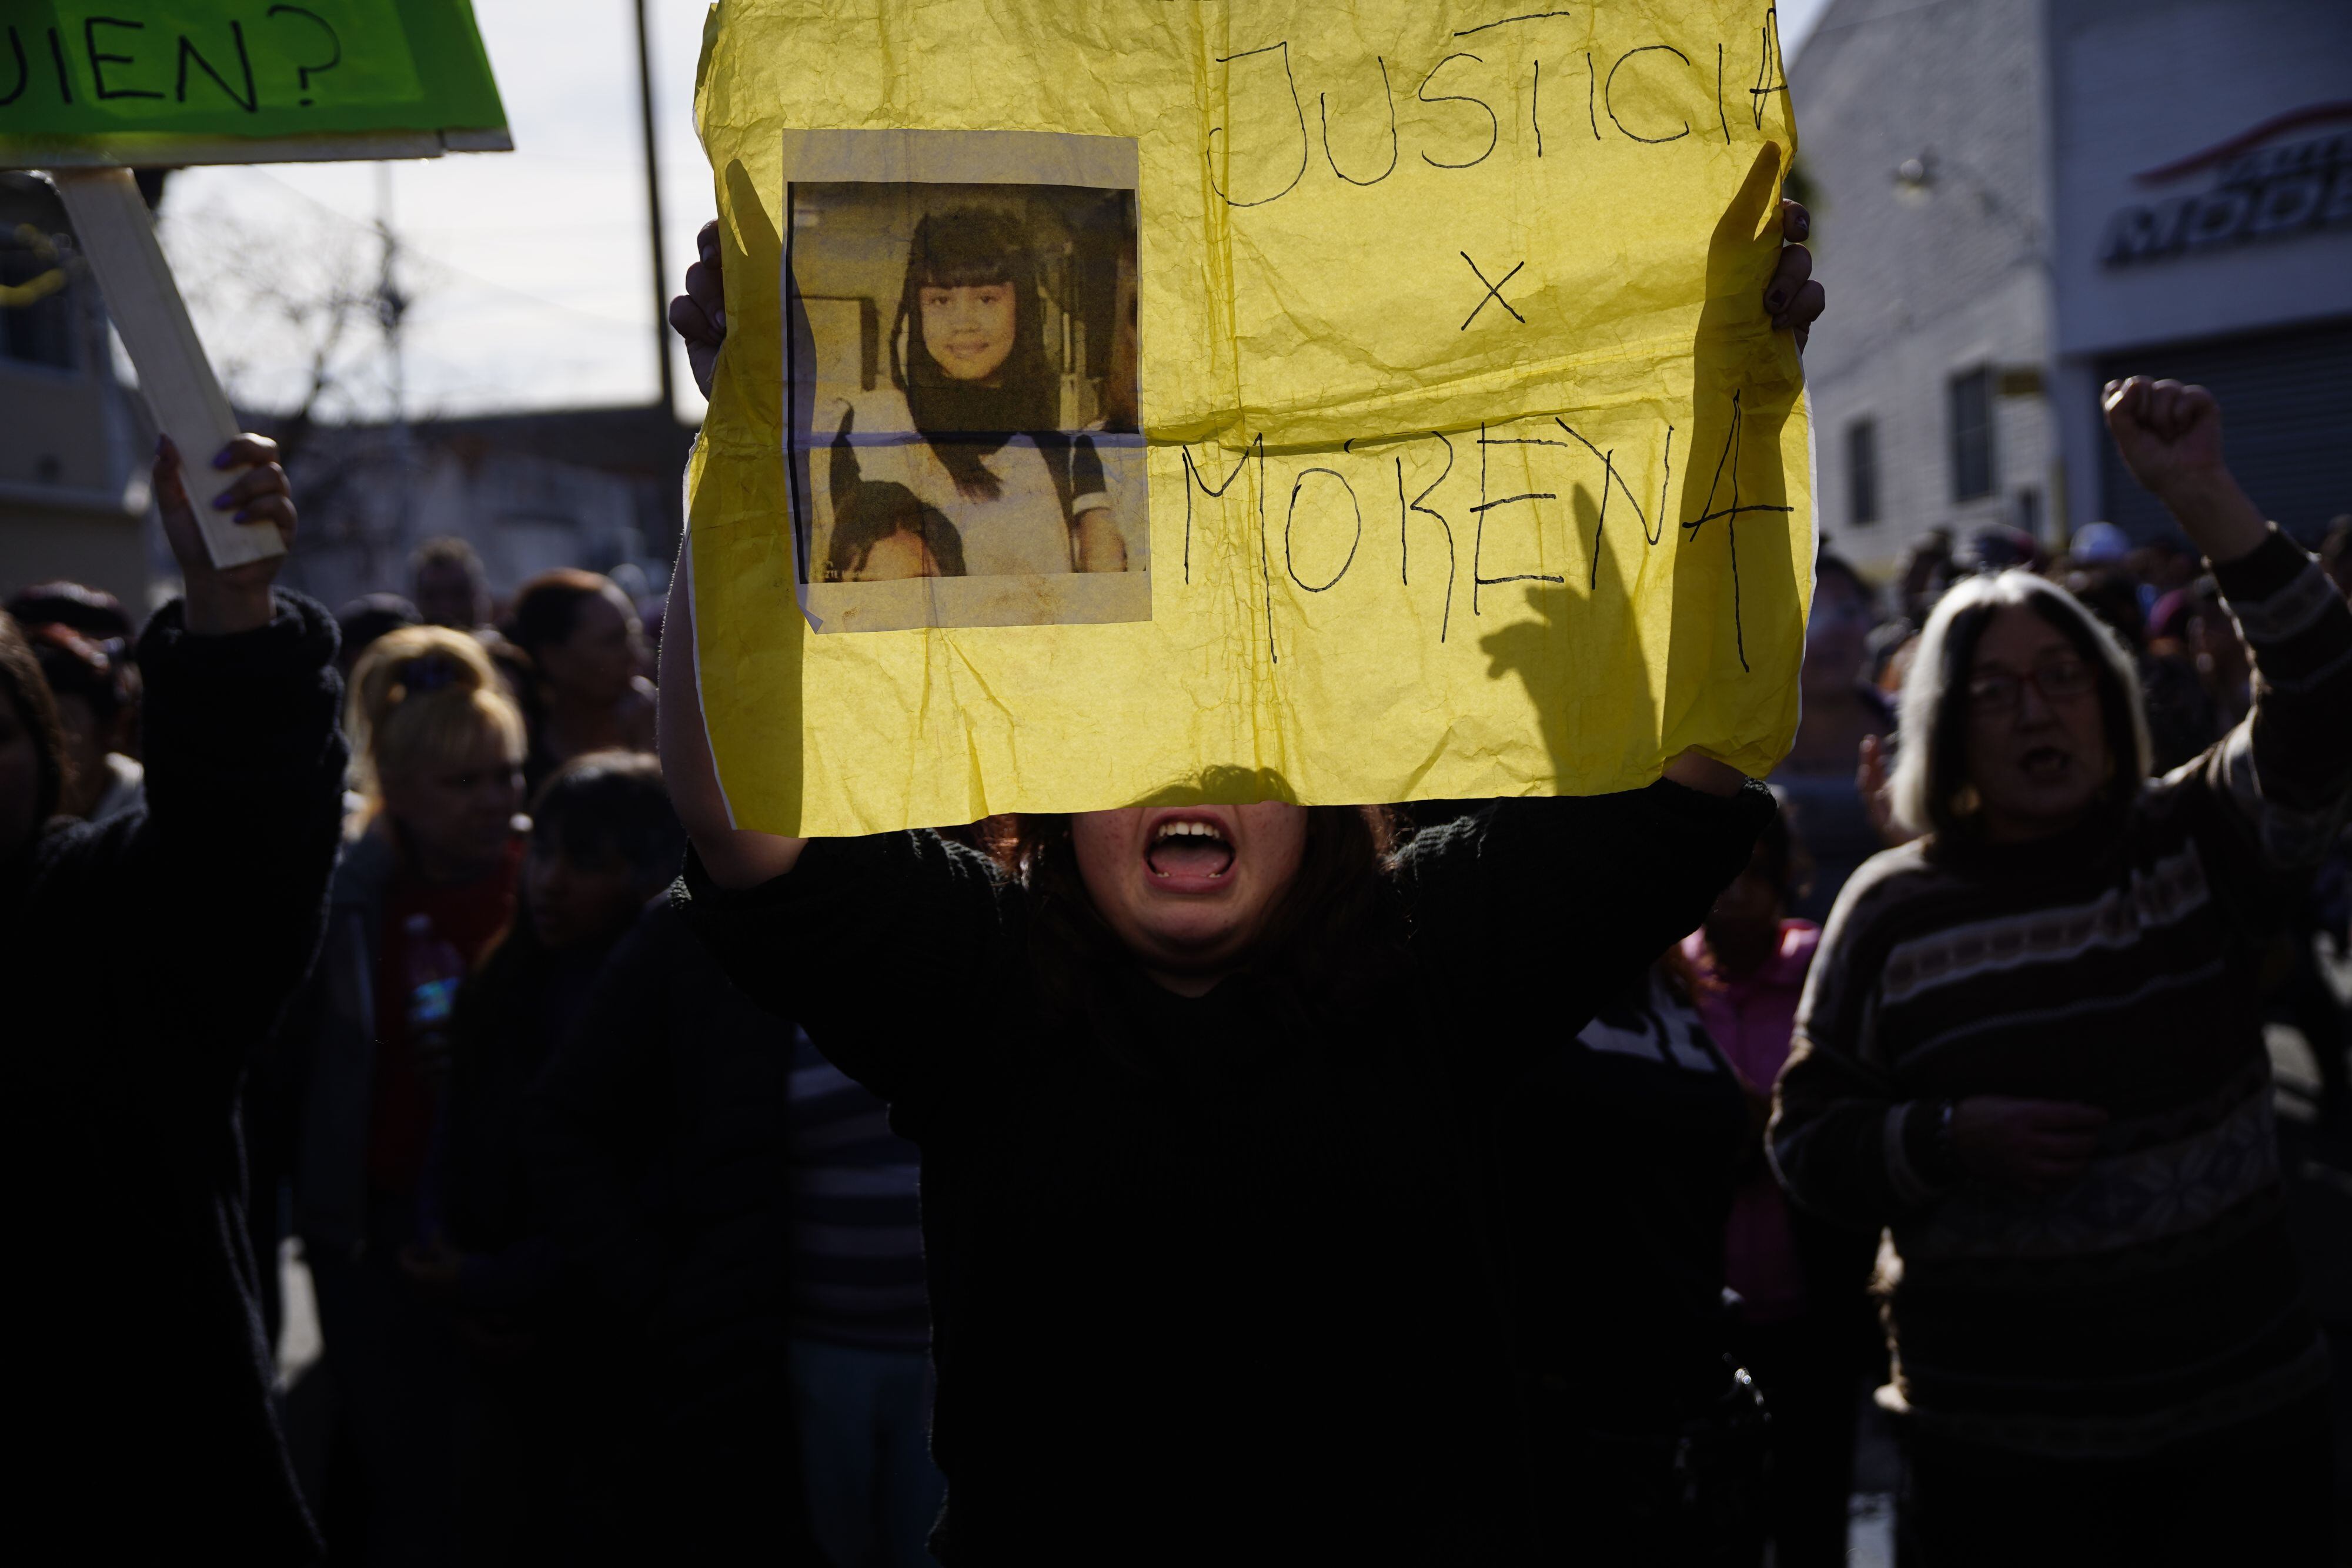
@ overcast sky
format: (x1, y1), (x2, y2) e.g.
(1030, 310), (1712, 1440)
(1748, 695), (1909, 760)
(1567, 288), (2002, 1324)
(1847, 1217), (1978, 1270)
(158, 0), (1830, 429)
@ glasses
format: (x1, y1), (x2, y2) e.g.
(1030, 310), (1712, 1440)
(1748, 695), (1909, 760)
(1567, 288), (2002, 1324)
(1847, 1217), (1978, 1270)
(1966, 656), (2097, 715)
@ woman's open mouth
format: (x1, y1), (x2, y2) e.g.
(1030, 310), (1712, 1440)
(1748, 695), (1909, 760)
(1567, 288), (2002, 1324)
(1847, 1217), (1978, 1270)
(1145, 816), (1235, 882)
(2019, 745), (2074, 782)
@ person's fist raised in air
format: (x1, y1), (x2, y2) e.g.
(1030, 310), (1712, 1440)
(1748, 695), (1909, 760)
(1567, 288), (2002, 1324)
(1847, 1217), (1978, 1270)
(2102, 377), (2269, 566)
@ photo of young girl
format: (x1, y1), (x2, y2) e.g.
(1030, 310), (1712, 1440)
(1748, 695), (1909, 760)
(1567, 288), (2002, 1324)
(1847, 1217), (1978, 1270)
(782, 135), (1144, 634)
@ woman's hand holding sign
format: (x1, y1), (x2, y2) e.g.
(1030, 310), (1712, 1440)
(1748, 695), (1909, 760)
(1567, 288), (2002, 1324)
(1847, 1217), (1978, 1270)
(1767, 199), (1821, 352)
(154, 433), (296, 637)
(672, 222), (727, 402)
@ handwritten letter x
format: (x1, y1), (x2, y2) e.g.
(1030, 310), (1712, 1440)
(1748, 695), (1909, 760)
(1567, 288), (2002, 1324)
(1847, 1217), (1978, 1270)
(1459, 252), (1526, 330)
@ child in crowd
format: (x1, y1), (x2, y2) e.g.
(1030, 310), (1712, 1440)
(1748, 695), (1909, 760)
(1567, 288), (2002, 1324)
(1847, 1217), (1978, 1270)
(1688, 804), (1877, 1568)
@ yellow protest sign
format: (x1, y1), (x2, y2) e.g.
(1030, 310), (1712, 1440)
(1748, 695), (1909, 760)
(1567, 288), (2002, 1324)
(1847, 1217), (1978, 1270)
(689, 0), (1812, 835)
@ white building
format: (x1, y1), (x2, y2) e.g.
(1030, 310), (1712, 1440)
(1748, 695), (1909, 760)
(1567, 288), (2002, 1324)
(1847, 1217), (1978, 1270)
(1792, 0), (2352, 570)
(0, 172), (156, 609)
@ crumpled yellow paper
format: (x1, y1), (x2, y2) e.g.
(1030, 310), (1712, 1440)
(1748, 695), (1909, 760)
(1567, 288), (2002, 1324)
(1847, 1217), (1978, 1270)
(689, 0), (1811, 835)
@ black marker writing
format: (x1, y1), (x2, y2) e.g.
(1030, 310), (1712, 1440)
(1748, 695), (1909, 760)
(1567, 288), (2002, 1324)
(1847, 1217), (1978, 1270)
(1752, 5), (1788, 130)
(1454, 11), (1575, 39)
(1606, 44), (1692, 144)
(1556, 417), (1671, 546)
(1254, 436), (1277, 663)
(1208, 41), (1307, 208)
(86, 17), (161, 101)
(176, 25), (256, 112)
(0, 29), (24, 108)
(1472, 423), (1566, 614)
(1459, 252), (1525, 330)
(1287, 468), (1363, 592)
(1716, 45), (1730, 142)
(1682, 390), (1795, 672)
(1181, 439), (1253, 587)
(1418, 52), (1498, 170)
(1319, 56), (1398, 186)
(1405, 433), (1458, 642)
(267, 6), (343, 108)
(1585, 51), (1598, 139)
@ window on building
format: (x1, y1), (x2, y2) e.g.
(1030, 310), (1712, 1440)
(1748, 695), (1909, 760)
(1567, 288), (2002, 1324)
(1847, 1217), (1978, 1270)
(1846, 419), (1880, 527)
(1949, 366), (1995, 502)
(1, 233), (78, 372)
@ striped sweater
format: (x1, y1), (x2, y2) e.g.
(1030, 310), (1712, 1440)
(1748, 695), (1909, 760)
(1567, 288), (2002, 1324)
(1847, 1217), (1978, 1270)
(1772, 529), (2352, 1460)
(787, 1029), (930, 1350)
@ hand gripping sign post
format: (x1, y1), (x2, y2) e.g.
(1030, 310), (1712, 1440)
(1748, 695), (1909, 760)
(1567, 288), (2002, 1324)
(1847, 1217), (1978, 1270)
(691, 0), (1813, 837)
(0, 1), (509, 568)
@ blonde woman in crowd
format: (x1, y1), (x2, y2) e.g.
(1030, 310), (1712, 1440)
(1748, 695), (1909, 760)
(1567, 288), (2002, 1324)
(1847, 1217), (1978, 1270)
(282, 626), (529, 1567)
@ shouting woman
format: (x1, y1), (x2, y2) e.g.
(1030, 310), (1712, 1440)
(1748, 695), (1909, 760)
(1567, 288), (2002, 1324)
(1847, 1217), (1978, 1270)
(664, 201), (1825, 1561)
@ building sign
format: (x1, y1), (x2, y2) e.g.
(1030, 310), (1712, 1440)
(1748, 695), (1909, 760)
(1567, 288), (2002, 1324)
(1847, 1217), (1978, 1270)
(2102, 104), (2352, 267)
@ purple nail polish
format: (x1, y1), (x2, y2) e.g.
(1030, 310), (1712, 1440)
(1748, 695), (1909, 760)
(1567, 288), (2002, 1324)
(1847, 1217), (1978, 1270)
(213, 447), (235, 469)
(212, 491), (235, 509)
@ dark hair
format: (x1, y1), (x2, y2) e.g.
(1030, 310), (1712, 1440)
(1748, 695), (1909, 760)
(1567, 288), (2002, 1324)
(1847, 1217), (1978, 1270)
(979, 802), (1401, 1024)
(1893, 571), (2150, 846)
(0, 610), (69, 827)
(890, 206), (1056, 502)
(1814, 551), (1877, 617)
(412, 535), (485, 579)
(2063, 569), (2146, 650)
(507, 569), (620, 661)
(827, 479), (968, 580)
(336, 594), (422, 670)
(28, 622), (128, 723)
(5, 580), (133, 642)
(528, 749), (684, 885)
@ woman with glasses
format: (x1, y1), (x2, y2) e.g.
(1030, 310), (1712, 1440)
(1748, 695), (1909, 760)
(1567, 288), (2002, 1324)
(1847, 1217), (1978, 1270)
(1772, 379), (2352, 1567)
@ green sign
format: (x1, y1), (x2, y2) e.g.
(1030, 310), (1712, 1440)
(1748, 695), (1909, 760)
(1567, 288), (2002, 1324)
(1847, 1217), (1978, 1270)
(1, 0), (507, 163)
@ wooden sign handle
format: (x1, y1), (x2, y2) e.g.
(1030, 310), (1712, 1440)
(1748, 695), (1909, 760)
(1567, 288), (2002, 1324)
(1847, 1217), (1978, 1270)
(51, 168), (285, 571)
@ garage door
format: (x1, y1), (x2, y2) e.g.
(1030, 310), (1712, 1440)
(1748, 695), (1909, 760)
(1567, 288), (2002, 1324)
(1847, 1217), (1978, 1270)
(2097, 316), (2352, 544)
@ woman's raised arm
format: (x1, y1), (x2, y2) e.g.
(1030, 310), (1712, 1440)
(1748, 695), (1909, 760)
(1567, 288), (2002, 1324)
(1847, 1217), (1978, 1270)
(656, 532), (806, 888)
(661, 220), (804, 885)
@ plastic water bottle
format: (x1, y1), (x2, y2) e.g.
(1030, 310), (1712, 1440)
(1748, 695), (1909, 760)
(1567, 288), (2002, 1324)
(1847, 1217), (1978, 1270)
(402, 912), (465, 1081)
(403, 912), (466, 1243)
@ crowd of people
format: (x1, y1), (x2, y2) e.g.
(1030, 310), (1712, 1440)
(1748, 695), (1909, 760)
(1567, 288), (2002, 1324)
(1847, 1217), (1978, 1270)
(1, 207), (2346, 1567)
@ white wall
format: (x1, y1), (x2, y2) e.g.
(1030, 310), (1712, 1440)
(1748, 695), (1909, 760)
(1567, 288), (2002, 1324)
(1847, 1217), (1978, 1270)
(1790, 0), (2060, 573)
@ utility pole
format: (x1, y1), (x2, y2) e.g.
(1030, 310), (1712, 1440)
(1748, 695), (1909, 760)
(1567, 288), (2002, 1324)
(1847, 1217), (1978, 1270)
(633, 0), (676, 420)
(376, 161), (413, 584)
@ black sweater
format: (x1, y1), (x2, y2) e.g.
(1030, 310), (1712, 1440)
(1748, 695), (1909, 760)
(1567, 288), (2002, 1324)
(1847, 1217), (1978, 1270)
(530, 900), (801, 1423)
(3, 596), (346, 1562)
(528, 899), (823, 1562)
(678, 780), (1771, 1564)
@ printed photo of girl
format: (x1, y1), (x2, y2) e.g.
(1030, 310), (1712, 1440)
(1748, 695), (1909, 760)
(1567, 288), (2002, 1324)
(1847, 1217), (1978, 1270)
(784, 147), (1145, 633)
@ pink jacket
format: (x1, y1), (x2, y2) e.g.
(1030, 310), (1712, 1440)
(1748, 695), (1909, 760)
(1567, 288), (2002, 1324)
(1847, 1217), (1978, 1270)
(1682, 921), (1819, 1324)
